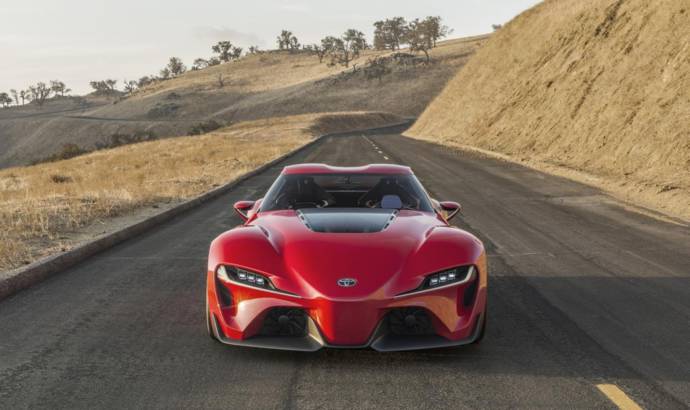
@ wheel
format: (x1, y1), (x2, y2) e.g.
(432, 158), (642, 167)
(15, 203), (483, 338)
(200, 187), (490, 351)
(206, 294), (220, 342)
(472, 311), (487, 344)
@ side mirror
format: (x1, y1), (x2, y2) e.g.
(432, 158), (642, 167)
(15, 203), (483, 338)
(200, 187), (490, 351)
(233, 200), (255, 222)
(439, 201), (461, 221)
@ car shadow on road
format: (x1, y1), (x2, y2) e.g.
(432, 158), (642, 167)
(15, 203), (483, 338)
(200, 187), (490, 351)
(211, 271), (689, 408)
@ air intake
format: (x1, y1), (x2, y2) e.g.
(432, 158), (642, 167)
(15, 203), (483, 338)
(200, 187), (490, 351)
(387, 308), (435, 336)
(259, 308), (308, 337)
(297, 209), (398, 233)
(215, 277), (233, 307)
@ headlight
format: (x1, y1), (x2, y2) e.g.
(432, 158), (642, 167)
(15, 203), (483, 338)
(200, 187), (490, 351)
(423, 266), (475, 289)
(217, 265), (273, 289)
(397, 265), (476, 296)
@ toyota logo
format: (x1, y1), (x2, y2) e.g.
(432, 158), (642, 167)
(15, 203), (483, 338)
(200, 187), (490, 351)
(337, 278), (357, 287)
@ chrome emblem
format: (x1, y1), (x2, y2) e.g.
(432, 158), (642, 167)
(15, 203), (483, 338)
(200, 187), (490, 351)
(337, 278), (357, 287)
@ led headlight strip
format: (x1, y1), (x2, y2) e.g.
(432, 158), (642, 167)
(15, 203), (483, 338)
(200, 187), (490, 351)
(424, 266), (474, 288)
(217, 265), (272, 288)
(397, 265), (476, 297)
(216, 265), (300, 297)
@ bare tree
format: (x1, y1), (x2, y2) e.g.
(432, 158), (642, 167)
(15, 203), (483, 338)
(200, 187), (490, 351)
(27, 82), (52, 106)
(19, 89), (28, 105)
(50, 80), (70, 97)
(10, 89), (18, 105)
(166, 57), (187, 77)
(159, 67), (171, 80)
(344, 29), (368, 57)
(212, 41), (244, 63)
(289, 36), (300, 51)
(0, 92), (12, 108)
(313, 44), (327, 63)
(277, 30), (300, 52)
(328, 30), (368, 67)
(373, 21), (388, 51)
(311, 36), (339, 63)
(212, 41), (235, 63)
(192, 58), (209, 70)
(373, 17), (407, 50)
(321, 36), (338, 52)
(422, 16), (452, 47)
(212, 41), (231, 62)
(89, 79), (118, 94)
(137, 76), (154, 88)
(123, 80), (138, 93)
(403, 19), (434, 63)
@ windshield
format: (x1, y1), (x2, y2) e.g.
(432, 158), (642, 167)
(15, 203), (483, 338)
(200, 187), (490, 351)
(261, 173), (434, 212)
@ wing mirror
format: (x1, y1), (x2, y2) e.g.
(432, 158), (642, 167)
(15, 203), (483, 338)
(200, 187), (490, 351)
(439, 201), (462, 221)
(233, 200), (255, 222)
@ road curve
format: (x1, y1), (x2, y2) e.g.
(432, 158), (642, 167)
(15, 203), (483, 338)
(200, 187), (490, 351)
(0, 130), (688, 409)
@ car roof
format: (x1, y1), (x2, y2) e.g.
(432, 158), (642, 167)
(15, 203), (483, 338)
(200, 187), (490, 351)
(282, 163), (413, 175)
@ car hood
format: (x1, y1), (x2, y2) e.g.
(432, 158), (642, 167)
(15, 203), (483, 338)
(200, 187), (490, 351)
(239, 209), (471, 299)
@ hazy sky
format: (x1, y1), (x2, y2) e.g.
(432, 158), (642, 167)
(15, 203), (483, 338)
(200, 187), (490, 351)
(0, 0), (541, 94)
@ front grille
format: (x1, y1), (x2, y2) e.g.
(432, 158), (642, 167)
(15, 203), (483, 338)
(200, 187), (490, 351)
(387, 308), (435, 336)
(259, 308), (308, 337)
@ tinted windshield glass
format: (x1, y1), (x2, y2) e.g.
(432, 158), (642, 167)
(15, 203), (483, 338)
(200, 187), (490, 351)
(261, 173), (434, 212)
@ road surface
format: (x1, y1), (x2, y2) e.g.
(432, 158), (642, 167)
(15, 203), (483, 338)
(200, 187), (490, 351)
(1, 129), (688, 409)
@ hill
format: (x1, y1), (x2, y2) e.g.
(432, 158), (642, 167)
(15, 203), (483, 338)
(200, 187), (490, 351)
(0, 36), (488, 168)
(407, 0), (689, 220)
(0, 112), (403, 271)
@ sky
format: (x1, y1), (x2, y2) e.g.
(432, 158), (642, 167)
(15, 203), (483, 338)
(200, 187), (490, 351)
(0, 0), (541, 95)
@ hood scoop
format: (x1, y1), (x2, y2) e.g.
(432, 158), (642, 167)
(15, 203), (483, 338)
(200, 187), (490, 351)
(297, 209), (398, 233)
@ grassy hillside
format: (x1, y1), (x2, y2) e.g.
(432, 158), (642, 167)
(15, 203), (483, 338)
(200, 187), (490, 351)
(0, 36), (487, 168)
(0, 112), (402, 271)
(408, 0), (689, 220)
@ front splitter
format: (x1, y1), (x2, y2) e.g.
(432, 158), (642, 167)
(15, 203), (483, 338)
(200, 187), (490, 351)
(211, 313), (484, 352)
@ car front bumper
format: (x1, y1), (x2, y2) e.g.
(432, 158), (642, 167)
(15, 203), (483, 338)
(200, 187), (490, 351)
(210, 311), (485, 352)
(207, 268), (487, 352)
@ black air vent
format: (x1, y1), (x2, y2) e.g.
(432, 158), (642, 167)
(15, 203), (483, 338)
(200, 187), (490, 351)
(387, 308), (435, 336)
(215, 278), (233, 307)
(297, 208), (397, 233)
(259, 308), (308, 337)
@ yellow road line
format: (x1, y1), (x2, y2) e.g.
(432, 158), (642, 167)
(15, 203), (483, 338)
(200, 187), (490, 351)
(596, 384), (643, 410)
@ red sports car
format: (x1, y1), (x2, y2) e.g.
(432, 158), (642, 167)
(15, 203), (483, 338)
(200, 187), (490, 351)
(206, 164), (487, 351)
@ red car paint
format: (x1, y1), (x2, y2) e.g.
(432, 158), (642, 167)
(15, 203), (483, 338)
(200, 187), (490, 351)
(206, 164), (487, 349)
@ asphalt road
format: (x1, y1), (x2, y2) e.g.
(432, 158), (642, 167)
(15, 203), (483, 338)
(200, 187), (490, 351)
(1, 130), (688, 409)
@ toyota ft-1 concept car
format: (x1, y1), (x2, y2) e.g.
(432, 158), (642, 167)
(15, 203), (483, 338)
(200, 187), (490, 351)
(206, 164), (487, 351)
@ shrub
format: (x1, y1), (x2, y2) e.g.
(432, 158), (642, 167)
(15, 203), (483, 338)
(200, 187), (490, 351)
(95, 131), (158, 150)
(189, 120), (223, 135)
(51, 143), (86, 161)
(50, 174), (73, 184)
(147, 102), (180, 119)
(364, 57), (393, 82)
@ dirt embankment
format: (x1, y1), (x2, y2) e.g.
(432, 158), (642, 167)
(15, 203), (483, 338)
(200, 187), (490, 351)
(407, 0), (690, 221)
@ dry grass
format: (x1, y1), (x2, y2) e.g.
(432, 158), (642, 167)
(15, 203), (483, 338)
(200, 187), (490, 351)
(135, 35), (490, 98)
(408, 0), (690, 221)
(0, 111), (402, 271)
